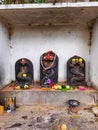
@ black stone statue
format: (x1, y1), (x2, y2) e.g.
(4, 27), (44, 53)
(67, 55), (86, 87)
(40, 51), (58, 87)
(15, 58), (33, 88)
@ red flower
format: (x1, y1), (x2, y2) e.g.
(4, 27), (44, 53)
(46, 54), (51, 60)
(50, 83), (55, 88)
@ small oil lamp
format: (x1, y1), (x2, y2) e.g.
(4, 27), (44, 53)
(68, 99), (80, 113)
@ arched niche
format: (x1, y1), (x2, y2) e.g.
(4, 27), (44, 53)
(40, 50), (58, 87)
(15, 58), (34, 88)
(67, 55), (86, 87)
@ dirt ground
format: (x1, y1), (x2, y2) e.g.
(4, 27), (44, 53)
(0, 105), (98, 130)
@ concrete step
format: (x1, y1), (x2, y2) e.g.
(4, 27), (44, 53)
(0, 85), (98, 106)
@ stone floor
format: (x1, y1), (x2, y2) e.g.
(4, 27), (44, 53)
(0, 83), (98, 130)
(0, 105), (98, 130)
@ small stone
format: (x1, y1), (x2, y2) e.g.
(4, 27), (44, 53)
(92, 107), (98, 116)
(37, 116), (43, 123)
(49, 114), (57, 123)
(21, 116), (28, 120)
(28, 124), (32, 127)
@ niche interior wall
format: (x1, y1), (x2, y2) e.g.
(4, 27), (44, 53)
(2, 19), (98, 88)
(10, 25), (89, 83)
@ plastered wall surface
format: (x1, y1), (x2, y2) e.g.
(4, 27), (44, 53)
(90, 20), (98, 87)
(0, 21), (11, 87)
(10, 25), (89, 83)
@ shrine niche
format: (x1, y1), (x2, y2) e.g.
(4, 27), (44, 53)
(67, 55), (86, 87)
(15, 58), (34, 88)
(40, 51), (58, 87)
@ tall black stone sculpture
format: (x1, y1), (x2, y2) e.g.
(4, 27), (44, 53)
(67, 55), (86, 87)
(15, 58), (33, 88)
(40, 51), (58, 87)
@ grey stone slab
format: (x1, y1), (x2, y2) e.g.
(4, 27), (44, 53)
(0, 90), (97, 106)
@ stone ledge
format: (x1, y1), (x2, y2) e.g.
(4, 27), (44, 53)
(0, 87), (97, 106)
(0, 2), (98, 25)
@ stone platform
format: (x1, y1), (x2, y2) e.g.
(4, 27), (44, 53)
(0, 84), (98, 107)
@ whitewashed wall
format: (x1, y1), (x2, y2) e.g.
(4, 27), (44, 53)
(10, 25), (89, 83)
(90, 20), (98, 88)
(0, 21), (11, 87)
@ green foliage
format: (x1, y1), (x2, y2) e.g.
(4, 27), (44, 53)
(3, 0), (12, 4)
(34, 0), (45, 3)
(3, 0), (45, 4)
(90, 0), (98, 1)
(20, 0), (29, 3)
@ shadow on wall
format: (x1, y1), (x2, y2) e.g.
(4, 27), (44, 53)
(0, 76), (1, 88)
(0, 66), (4, 88)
